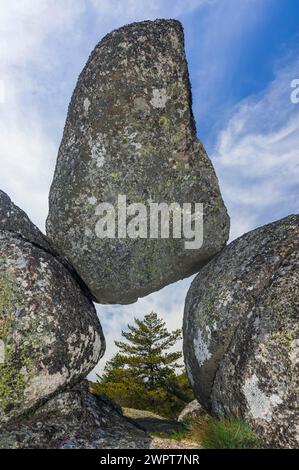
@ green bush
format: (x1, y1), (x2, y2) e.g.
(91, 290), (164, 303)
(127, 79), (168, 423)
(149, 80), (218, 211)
(192, 417), (261, 449)
(91, 374), (192, 419)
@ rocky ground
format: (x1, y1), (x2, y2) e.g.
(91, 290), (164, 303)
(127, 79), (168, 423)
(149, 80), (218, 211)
(0, 382), (199, 449)
(123, 407), (200, 449)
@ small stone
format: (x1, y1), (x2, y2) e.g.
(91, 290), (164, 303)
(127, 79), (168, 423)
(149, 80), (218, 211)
(178, 400), (207, 423)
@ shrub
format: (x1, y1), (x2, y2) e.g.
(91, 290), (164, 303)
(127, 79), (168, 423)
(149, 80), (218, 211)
(191, 417), (261, 449)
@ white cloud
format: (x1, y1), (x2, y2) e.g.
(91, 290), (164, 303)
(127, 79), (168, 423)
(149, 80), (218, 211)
(0, 0), (85, 228)
(212, 54), (299, 240)
(90, 0), (208, 22)
(0, 0), (85, 64)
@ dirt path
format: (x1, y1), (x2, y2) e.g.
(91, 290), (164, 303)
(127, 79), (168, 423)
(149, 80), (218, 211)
(150, 437), (199, 449)
(122, 408), (200, 450)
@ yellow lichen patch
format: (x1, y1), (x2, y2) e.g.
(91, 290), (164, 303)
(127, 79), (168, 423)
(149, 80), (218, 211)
(0, 273), (35, 415)
(159, 115), (169, 127)
(0, 274), (14, 339)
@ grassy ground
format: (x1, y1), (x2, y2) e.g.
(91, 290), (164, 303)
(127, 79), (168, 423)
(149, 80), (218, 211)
(190, 417), (261, 449)
(123, 407), (261, 449)
(150, 416), (261, 449)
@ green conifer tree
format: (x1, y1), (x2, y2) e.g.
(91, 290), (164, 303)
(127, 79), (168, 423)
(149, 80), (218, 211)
(92, 312), (194, 418)
(115, 311), (182, 388)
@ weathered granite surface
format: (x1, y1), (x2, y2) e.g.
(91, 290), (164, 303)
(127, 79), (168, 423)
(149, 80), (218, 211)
(47, 19), (229, 304)
(0, 382), (150, 449)
(183, 215), (299, 448)
(0, 191), (105, 424)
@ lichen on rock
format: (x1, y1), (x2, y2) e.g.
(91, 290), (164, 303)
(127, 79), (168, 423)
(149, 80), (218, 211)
(46, 19), (229, 304)
(183, 215), (299, 448)
(0, 381), (150, 449)
(0, 190), (105, 425)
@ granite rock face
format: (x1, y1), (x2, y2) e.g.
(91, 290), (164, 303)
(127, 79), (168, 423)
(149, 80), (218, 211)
(183, 215), (299, 448)
(0, 191), (105, 424)
(46, 19), (229, 304)
(0, 190), (51, 252)
(0, 381), (150, 449)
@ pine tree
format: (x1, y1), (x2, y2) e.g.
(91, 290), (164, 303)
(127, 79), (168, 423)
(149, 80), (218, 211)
(92, 312), (194, 418)
(115, 311), (182, 388)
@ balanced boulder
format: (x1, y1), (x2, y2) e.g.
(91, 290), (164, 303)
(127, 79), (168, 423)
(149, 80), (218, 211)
(0, 190), (105, 424)
(46, 19), (229, 304)
(183, 215), (299, 448)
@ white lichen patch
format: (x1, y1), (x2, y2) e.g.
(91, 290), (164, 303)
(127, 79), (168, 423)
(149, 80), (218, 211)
(133, 142), (142, 150)
(218, 290), (234, 307)
(91, 327), (104, 362)
(25, 368), (69, 404)
(118, 42), (131, 49)
(15, 255), (28, 270)
(67, 333), (85, 367)
(88, 196), (97, 206)
(0, 340), (5, 364)
(88, 136), (107, 168)
(194, 326), (212, 366)
(150, 88), (169, 109)
(243, 374), (283, 422)
(83, 97), (91, 116)
(289, 339), (299, 367)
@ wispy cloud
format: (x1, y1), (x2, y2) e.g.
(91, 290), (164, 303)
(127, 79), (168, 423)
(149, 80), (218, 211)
(212, 53), (299, 240)
(0, 0), (85, 227)
(189, 0), (268, 143)
(0, 0), (84, 64)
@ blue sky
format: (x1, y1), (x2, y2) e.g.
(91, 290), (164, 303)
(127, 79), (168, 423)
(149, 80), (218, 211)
(0, 0), (298, 378)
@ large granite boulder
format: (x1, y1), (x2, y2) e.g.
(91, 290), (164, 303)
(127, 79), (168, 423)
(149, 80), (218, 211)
(183, 215), (299, 448)
(46, 19), (229, 304)
(0, 191), (105, 424)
